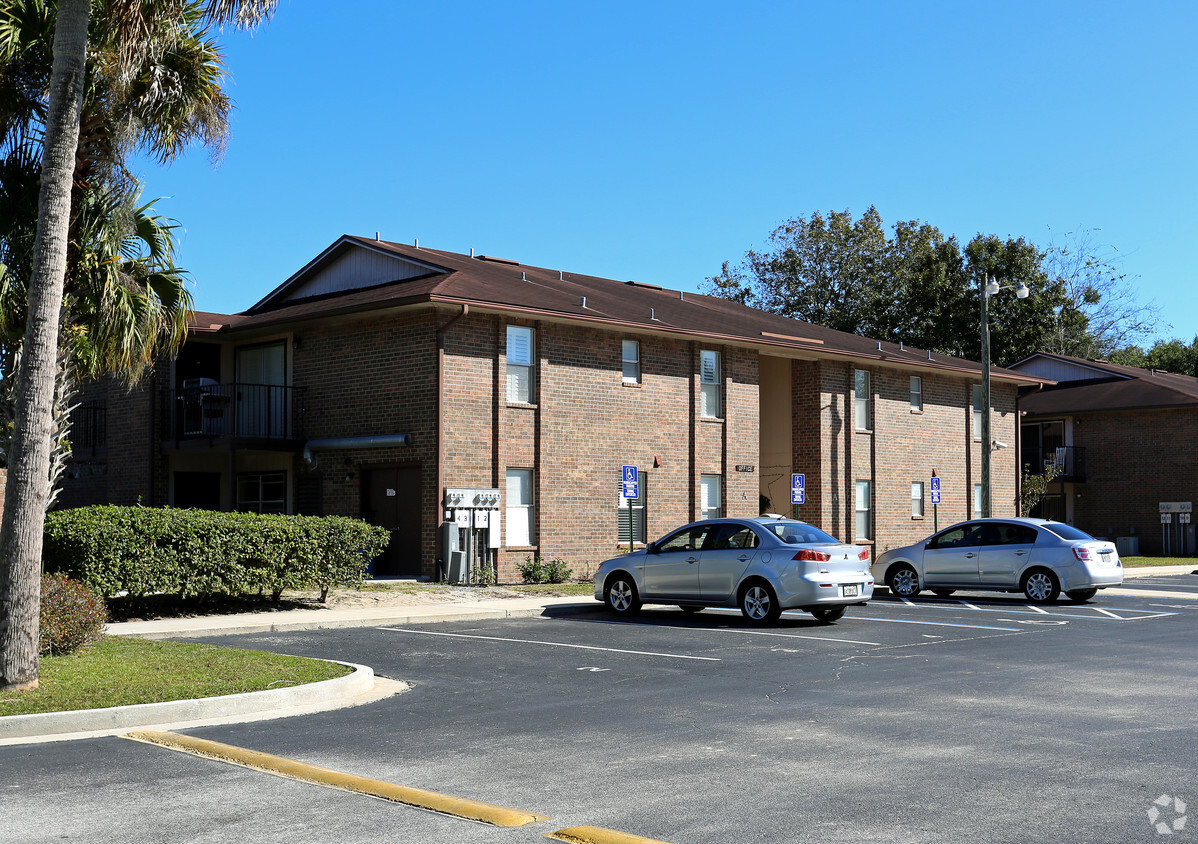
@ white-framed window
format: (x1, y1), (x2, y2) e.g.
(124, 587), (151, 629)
(910, 376), (923, 412)
(700, 350), (722, 418)
(911, 481), (925, 518)
(506, 325), (535, 403)
(237, 472), (286, 514)
(505, 468), (534, 546)
(622, 339), (641, 384)
(972, 384), (984, 440)
(854, 370), (871, 430)
(973, 483), (983, 519)
(617, 469), (646, 543)
(700, 474), (722, 520)
(855, 480), (872, 540)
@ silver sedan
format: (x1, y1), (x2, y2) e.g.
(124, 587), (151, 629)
(872, 517), (1124, 603)
(594, 516), (874, 624)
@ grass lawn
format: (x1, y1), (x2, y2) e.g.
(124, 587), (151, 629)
(1121, 556), (1198, 569)
(0, 637), (350, 718)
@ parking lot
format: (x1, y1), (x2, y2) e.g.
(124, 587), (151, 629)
(4, 573), (1197, 843)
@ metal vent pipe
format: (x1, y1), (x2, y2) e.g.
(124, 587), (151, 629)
(302, 433), (412, 469)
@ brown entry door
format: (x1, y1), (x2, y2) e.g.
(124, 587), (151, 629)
(363, 466), (422, 577)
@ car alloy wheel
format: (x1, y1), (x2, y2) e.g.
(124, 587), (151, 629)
(605, 576), (641, 615)
(741, 583), (781, 624)
(1023, 569), (1060, 603)
(888, 564), (920, 598)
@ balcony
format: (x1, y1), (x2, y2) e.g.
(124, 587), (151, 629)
(161, 383), (305, 447)
(68, 398), (107, 455)
(1021, 444), (1086, 482)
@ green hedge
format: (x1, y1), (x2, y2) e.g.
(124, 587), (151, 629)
(43, 506), (391, 602)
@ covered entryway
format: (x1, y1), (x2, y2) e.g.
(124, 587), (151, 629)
(362, 465), (423, 576)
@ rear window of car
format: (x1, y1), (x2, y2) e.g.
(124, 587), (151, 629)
(1040, 522), (1094, 541)
(761, 522), (840, 545)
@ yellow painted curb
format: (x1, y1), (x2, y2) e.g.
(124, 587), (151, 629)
(546, 825), (676, 844)
(124, 730), (547, 828)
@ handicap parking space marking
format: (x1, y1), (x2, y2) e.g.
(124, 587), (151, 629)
(378, 627), (721, 661)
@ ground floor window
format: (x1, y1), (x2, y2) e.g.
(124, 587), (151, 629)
(855, 480), (872, 540)
(911, 481), (925, 518)
(700, 474), (722, 520)
(506, 468), (535, 546)
(973, 483), (983, 519)
(618, 469), (647, 544)
(237, 472), (286, 513)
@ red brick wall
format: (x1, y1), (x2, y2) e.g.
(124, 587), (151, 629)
(1068, 407), (1198, 553)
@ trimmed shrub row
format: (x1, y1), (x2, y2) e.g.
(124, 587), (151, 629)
(43, 506), (390, 602)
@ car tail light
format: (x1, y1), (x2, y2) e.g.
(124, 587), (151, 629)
(857, 548), (870, 562)
(1073, 546), (1093, 562)
(794, 549), (831, 562)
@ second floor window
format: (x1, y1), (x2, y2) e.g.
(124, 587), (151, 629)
(972, 384), (984, 440)
(506, 326), (535, 403)
(854, 370), (871, 430)
(700, 350), (721, 418)
(622, 339), (641, 383)
(910, 376), (923, 411)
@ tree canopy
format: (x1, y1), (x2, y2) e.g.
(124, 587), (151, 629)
(705, 207), (1156, 368)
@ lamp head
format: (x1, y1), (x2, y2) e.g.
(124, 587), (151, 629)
(984, 276), (1000, 296)
(1015, 281), (1030, 299)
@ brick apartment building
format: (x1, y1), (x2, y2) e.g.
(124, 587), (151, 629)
(1012, 352), (1198, 556)
(60, 235), (1038, 581)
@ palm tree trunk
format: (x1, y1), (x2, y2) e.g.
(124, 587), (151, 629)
(0, 0), (91, 691)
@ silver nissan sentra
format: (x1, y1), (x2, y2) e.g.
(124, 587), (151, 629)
(594, 515), (874, 624)
(872, 517), (1124, 603)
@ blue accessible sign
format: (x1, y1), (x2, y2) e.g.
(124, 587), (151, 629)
(791, 473), (806, 505)
(930, 475), (941, 505)
(621, 465), (639, 499)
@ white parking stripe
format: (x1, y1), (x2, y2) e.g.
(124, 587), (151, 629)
(378, 627), (722, 661)
(1092, 608), (1123, 619)
(959, 600), (981, 610)
(1026, 604), (1049, 614)
(723, 629), (881, 646)
(872, 598), (1177, 621)
(853, 617), (1022, 632)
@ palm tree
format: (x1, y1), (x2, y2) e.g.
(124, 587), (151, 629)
(0, 0), (277, 691)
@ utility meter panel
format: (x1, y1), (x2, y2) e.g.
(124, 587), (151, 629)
(444, 488), (502, 509)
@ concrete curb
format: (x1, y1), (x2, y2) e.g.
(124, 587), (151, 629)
(105, 597), (598, 640)
(0, 660), (402, 744)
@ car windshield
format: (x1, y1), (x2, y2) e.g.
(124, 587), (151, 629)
(761, 522), (840, 545)
(1040, 522), (1095, 541)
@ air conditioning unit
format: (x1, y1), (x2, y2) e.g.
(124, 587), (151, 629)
(1116, 537), (1139, 556)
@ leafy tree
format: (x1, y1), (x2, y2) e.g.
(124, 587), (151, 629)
(706, 208), (1129, 368)
(1020, 463), (1062, 517)
(1041, 229), (1161, 359)
(1108, 336), (1198, 376)
(0, 0), (277, 692)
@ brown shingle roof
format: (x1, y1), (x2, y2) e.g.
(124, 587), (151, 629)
(199, 235), (1044, 384)
(1018, 352), (1198, 414)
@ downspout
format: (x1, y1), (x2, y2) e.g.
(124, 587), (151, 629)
(436, 304), (469, 580)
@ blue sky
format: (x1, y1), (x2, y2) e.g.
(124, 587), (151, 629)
(135, 1), (1196, 345)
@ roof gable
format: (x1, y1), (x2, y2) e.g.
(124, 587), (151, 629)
(1009, 353), (1131, 383)
(249, 236), (450, 312)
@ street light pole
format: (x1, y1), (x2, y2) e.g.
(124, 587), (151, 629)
(979, 274), (1029, 519)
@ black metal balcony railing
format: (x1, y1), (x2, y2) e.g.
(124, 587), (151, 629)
(161, 383), (304, 442)
(1022, 444), (1086, 482)
(69, 398), (107, 453)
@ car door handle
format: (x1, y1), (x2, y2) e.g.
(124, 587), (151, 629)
(1015, 550), (1027, 555)
(964, 552), (977, 558)
(737, 554), (751, 562)
(686, 556), (698, 563)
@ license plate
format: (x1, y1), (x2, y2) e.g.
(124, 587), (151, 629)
(1100, 552), (1111, 563)
(842, 584), (859, 598)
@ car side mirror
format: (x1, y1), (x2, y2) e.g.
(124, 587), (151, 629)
(645, 541), (657, 554)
